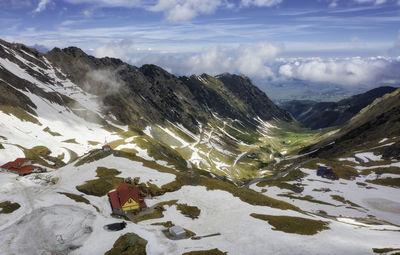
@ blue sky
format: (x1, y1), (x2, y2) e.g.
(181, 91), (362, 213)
(1, 0), (400, 87)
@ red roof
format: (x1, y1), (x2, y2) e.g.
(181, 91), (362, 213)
(108, 182), (146, 210)
(1, 158), (31, 169)
(108, 190), (120, 208)
(1, 158), (40, 175)
(102, 145), (111, 148)
(11, 165), (36, 175)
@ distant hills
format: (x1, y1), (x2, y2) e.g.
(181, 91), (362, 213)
(280, 86), (397, 129)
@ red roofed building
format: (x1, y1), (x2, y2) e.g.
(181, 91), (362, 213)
(102, 145), (111, 152)
(108, 182), (147, 215)
(1, 158), (44, 176)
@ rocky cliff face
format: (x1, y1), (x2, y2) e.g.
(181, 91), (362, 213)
(45, 47), (292, 133)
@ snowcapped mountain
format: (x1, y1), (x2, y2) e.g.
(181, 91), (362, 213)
(0, 39), (400, 255)
(0, 39), (294, 179)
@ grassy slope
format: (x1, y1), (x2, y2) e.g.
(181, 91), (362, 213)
(250, 213), (330, 235)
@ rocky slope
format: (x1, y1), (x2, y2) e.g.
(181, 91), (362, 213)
(0, 39), (294, 179)
(46, 46), (291, 133)
(280, 86), (397, 129)
(301, 87), (400, 158)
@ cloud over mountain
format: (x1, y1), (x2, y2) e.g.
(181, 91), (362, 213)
(116, 42), (283, 78)
(92, 39), (400, 87)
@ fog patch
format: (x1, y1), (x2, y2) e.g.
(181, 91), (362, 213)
(83, 67), (126, 95)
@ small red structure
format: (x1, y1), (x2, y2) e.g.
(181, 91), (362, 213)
(108, 182), (147, 215)
(1, 158), (44, 176)
(102, 145), (111, 152)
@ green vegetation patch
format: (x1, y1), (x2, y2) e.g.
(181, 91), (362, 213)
(120, 148), (139, 154)
(58, 192), (99, 212)
(182, 249), (227, 255)
(119, 128), (144, 138)
(105, 233), (147, 255)
(43, 126), (61, 136)
(224, 124), (260, 145)
(256, 168), (308, 191)
(0, 143), (4, 149)
(88, 141), (101, 146)
(30, 145), (51, 156)
(0, 105), (41, 125)
(134, 136), (187, 170)
(303, 159), (358, 180)
(108, 139), (126, 149)
(148, 125), (183, 148)
(278, 194), (336, 206)
(372, 248), (400, 254)
(135, 200), (178, 223)
(138, 180), (184, 198)
(134, 207), (164, 223)
(76, 167), (123, 196)
(250, 213), (330, 235)
(151, 221), (175, 228)
(62, 138), (79, 144)
(366, 177), (400, 188)
(361, 167), (400, 176)
(22, 145), (65, 168)
(330, 195), (362, 208)
(176, 203), (201, 219)
(113, 151), (178, 175)
(75, 149), (112, 166)
(0, 201), (21, 214)
(198, 177), (302, 213)
(59, 192), (90, 204)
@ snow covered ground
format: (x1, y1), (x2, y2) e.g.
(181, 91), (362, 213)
(0, 43), (126, 165)
(355, 152), (382, 163)
(251, 165), (400, 226)
(1, 154), (400, 255)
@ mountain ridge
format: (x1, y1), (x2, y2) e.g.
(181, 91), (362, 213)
(280, 86), (397, 129)
(0, 38), (295, 179)
(45, 43), (292, 133)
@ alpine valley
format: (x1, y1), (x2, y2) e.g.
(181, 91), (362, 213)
(1, 39), (400, 255)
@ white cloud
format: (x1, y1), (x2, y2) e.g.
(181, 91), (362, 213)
(149, 0), (223, 22)
(34, 0), (51, 12)
(93, 39), (139, 62)
(60, 0), (282, 22)
(352, 0), (386, 4)
(278, 58), (398, 86)
(94, 41), (282, 78)
(241, 0), (282, 7)
(64, 0), (141, 7)
(234, 43), (281, 77)
(92, 39), (400, 86)
(180, 42), (281, 77)
(329, 0), (338, 7)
